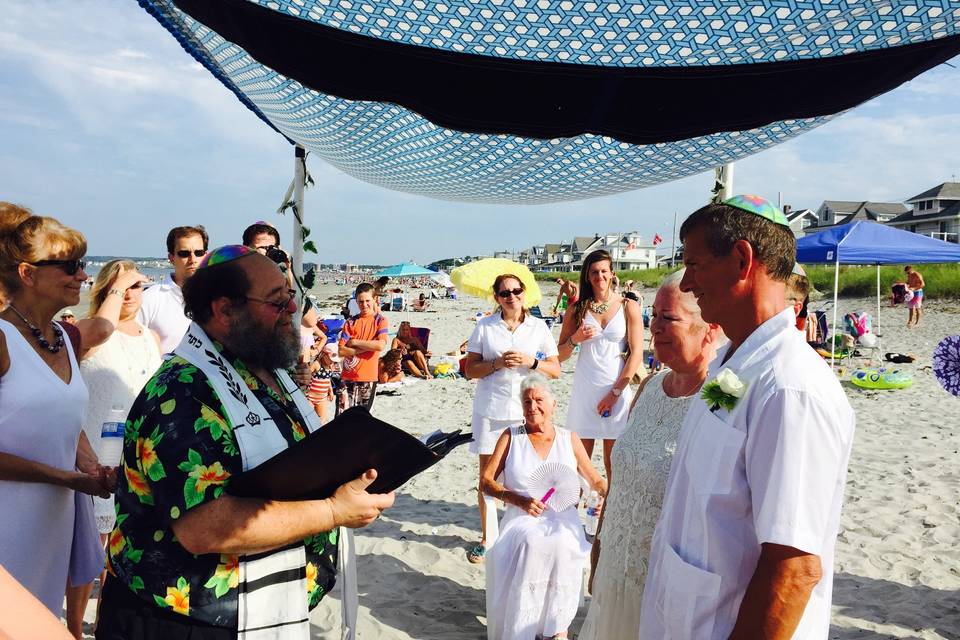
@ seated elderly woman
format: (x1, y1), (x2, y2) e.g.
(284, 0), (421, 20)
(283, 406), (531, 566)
(579, 269), (724, 640)
(481, 373), (606, 640)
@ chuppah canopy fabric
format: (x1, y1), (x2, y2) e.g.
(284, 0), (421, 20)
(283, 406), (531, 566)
(797, 221), (960, 265)
(138, 0), (960, 204)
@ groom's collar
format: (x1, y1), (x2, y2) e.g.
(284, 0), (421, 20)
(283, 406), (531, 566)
(711, 308), (795, 375)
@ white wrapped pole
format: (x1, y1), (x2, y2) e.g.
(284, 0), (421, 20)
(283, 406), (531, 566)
(719, 162), (735, 200)
(876, 264), (882, 356)
(830, 256), (840, 370)
(339, 528), (358, 640)
(292, 145), (306, 326)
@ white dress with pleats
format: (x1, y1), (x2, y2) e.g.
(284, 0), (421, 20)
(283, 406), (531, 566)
(486, 425), (590, 640)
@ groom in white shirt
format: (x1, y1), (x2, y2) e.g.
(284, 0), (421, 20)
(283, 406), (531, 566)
(639, 195), (855, 639)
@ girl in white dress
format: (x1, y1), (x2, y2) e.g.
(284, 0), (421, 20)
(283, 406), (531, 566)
(481, 374), (606, 640)
(558, 250), (644, 481)
(579, 270), (723, 640)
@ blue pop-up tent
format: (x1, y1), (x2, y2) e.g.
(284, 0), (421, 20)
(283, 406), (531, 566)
(797, 221), (960, 361)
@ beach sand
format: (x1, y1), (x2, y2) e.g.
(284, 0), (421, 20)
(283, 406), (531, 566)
(75, 282), (960, 638)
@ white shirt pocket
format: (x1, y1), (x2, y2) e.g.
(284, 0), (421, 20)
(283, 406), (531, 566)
(655, 542), (722, 638)
(684, 407), (745, 496)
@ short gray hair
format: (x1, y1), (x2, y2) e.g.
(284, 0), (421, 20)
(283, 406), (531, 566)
(658, 269), (701, 317)
(520, 372), (554, 402)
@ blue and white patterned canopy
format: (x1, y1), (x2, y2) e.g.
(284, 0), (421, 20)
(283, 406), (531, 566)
(140, 0), (960, 203)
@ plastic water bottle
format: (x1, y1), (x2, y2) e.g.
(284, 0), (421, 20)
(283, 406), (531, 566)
(584, 490), (601, 536)
(99, 408), (127, 467)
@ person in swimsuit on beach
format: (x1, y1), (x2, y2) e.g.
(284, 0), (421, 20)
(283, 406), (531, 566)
(905, 265), (925, 327)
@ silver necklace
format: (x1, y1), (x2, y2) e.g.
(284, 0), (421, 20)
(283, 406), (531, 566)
(589, 290), (612, 315)
(7, 304), (64, 353)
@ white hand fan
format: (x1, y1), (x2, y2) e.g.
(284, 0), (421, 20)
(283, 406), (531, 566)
(526, 462), (581, 512)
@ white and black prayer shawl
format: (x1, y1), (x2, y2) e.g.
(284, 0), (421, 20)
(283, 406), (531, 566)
(175, 323), (323, 639)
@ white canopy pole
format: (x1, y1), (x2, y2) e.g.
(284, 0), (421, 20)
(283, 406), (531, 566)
(876, 264), (882, 357)
(292, 145), (306, 326)
(719, 162), (734, 200)
(830, 255), (840, 370)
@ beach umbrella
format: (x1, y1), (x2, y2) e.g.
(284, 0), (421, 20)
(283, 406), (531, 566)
(137, 1), (960, 204)
(451, 258), (542, 307)
(374, 262), (437, 278)
(430, 271), (454, 289)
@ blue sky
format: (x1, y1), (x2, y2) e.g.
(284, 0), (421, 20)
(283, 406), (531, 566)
(2, 2), (959, 264)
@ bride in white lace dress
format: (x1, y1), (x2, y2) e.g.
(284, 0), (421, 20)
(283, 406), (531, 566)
(579, 270), (724, 640)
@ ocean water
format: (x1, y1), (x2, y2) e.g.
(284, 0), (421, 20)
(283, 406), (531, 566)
(85, 256), (171, 283)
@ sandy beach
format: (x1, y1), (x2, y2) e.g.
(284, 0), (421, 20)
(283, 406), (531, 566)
(75, 281), (960, 639)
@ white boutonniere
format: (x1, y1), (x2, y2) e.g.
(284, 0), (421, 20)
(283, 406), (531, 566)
(701, 368), (747, 413)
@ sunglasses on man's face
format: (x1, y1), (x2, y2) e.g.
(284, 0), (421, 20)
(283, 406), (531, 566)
(497, 287), (524, 299)
(175, 249), (206, 259)
(30, 259), (87, 276)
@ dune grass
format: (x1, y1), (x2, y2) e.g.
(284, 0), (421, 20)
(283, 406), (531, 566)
(536, 263), (960, 298)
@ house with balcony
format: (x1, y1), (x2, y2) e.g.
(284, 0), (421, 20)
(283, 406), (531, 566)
(803, 199), (909, 235)
(571, 232), (657, 271)
(886, 182), (960, 243)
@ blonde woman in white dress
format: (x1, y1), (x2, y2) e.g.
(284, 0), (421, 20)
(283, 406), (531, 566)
(74, 260), (160, 613)
(481, 374), (606, 640)
(579, 270), (724, 640)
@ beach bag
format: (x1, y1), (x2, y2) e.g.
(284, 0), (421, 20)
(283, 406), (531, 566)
(844, 312), (871, 340)
(891, 283), (908, 305)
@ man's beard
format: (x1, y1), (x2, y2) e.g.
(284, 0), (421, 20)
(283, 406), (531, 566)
(227, 312), (300, 370)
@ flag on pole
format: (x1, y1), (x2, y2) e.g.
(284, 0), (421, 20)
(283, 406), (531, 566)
(653, 233), (663, 246)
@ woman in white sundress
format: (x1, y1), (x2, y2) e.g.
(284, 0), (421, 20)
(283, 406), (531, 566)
(558, 249), (644, 481)
(481, 374), (606, 640)
(578, 269), (724, 640)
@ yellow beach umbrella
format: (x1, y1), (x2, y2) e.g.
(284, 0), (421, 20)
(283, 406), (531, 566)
(451, 258), (542, 307)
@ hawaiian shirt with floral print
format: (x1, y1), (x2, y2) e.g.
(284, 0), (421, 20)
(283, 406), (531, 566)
(107, 345), (338, 628)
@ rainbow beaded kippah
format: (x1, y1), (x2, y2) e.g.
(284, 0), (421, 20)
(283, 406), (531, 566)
(724, 195), (790, 227)
(198, 244), (257, 269)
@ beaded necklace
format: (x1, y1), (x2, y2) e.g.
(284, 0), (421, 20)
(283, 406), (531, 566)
(7, 304), (65, 353)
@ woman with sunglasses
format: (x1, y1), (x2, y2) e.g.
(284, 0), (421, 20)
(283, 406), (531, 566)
(0, 207), (113, 629)
(66, 259), (161, 626)
(462, 274), (560, 564)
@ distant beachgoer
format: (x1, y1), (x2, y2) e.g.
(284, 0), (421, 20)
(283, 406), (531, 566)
(482, 374), (606, 639)
(70, 259), (160, 626)
(552, 277), (578, 317)
(580, 269), (723, 640)
(378, 348), (405, 383)
(59, 308), (77, 324)
(558, 249), (644, 482)
(306, 338), (335, 423)
(0, 207), (112, 631)
(786, 263), (810, 332)
(138, 225), (208, 353)
(905, 265), (925, 326)
(412, 292), (430, 312)
(463, 274), (560, 564)
(339, 283), (389, 411)
(393, 321), (431, 379)
(96, 246), (393, 639)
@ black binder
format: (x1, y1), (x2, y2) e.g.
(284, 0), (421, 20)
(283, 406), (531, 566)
(228, 407), (472, 500)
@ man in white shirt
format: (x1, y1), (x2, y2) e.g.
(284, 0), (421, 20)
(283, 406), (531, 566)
(639, 195), (855, 639)
(139, 225), (208, 353)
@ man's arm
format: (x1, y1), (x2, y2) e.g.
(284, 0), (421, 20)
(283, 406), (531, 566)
(729, 543), (822, 639)
(173, 469), (394, 556)
(346, 337), (386, 353)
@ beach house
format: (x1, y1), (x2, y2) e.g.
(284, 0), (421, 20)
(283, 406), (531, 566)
(570, 233), (657, 271)
(885, 182), (960, 243)
(803, 200), (909, 235)
(782, 206), (819, 238)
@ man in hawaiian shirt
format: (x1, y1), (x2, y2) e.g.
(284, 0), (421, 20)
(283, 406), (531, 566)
(98, 246), (394, 639)
(639, 196), (855, 639)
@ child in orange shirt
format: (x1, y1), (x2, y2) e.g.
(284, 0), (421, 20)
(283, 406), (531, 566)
(338, 283), (389, 410)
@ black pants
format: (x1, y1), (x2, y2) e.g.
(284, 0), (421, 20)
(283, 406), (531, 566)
(96, 577), (234, 640)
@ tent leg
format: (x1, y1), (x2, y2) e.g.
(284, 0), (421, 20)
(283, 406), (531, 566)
(831, 258), (839, 371)
(876, 264), (881, 358)
(292, 145), (306, 325)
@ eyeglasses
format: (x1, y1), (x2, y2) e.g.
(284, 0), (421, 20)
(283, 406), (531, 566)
(497, 287), (524, 299)
(244, 289), (297, 314)
(175, 249), (206, 259)
(29, 259), (87, 275)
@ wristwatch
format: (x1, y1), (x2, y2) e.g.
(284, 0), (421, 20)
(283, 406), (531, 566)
(611, 387), (622, 397)
(530, 358), (539, 370)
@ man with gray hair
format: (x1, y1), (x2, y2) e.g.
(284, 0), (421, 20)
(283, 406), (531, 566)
(639, 196), (855, 639)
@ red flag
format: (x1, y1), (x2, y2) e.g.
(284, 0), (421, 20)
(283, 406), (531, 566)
(653, 234), (663, 246)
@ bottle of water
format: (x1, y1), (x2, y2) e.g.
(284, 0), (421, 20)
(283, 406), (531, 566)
(584, 490), (601, 537)
(99, 407), (127, 468)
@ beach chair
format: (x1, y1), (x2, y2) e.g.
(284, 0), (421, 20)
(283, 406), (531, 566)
(390, 294), (405, 312)
(409, 326), (431, 352)
(528, 305), (556, 328)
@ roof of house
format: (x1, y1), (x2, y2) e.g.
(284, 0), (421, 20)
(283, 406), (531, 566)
(786, 208), (817, 221)
(572, 236), (598, 252)
(906, 182), (960, 202)
(888, 200), (960, 225)
(820, 200), (865, 213)
(808, 201), (908, 230)
(543, 243), (563, 254)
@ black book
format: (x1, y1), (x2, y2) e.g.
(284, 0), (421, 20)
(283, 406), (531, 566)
(228, 407), (473, 500)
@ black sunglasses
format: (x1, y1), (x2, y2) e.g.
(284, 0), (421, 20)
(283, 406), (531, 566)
(497, 287), (524, 299)
(175, 249), (206, 258)
(244, 289), (297, 313)
(30, 259), (86, 275)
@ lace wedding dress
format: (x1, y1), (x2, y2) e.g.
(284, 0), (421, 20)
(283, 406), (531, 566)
(578, 370), (695, 640)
